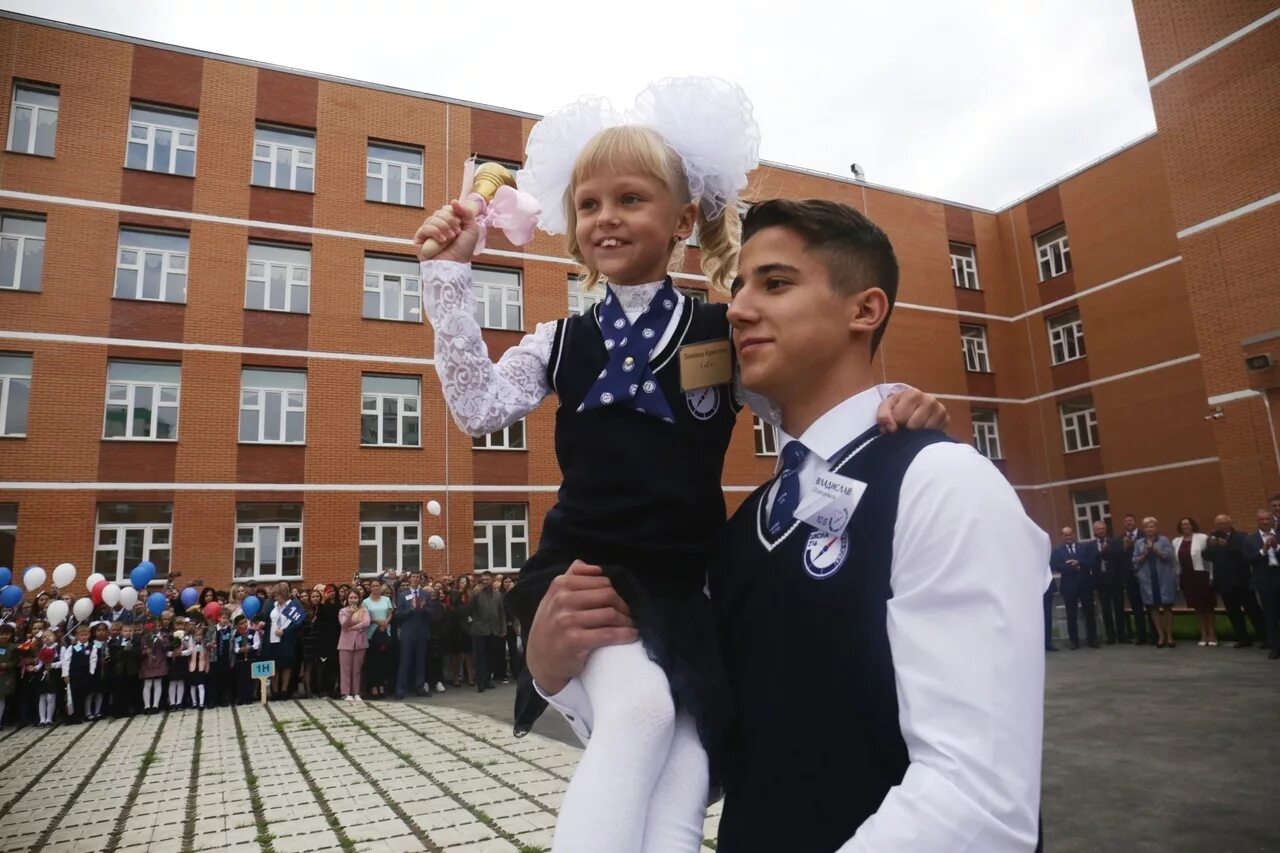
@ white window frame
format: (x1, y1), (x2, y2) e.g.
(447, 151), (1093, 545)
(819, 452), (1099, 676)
(960, 325), (991, 373)
(971, 408), (1002, 460)
(234, 511), (303, 581)
(239, 369), (306, 445)
(950, 242), (979, 290)
(473, 418), (526, 450)
(1047, 309), (1087, 365)
(568, 277), (604, 316)
(103, 362), (181, 441)
(252, 126), (315, 192)
(246, 243), (310, 314)
(95, 517), (171, 584)
(366, 143), (424, 207)
(358, 505), (421, 577)
(0, 354), (32, 438)
(1060, 399), (1100, 453)
(753, 415), (779, 456)
(473, 504), (529, 573)
(115, 230), (189, 304)
(1072, 491), (1111, 541)
(0, 214), (45, 292)
(7, 83), (58, 156)
(471, 267), (523, 331)
(1036, 225), (1072, 281)
(363, 257), (422, 323)
(361, 375), (421, 448)
(126, 105), (197, 176)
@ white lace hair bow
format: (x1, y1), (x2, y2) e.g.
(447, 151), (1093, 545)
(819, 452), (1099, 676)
(517, 77), (761, 236)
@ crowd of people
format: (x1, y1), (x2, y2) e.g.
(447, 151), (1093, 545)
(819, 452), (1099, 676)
(0, 569), (522, 728)
(1047, 496), (1280, 657)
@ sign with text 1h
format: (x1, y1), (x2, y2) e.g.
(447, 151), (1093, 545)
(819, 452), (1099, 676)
(251, 660), (276, 680)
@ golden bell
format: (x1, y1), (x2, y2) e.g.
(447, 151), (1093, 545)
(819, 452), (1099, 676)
(469, 162), (517, 202)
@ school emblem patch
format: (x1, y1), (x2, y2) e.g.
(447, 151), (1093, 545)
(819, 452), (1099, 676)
(803, 528), (849, 579)
(685, 386), (720, 420)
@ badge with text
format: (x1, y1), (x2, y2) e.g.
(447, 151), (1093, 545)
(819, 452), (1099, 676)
(794, 471), (866, 536)
(685, 386), (720, 420)
(804, 529), (850, 579)
(678, 339), (732, 391)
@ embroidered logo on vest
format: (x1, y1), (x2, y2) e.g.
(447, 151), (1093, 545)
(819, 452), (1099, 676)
(803, 529), (849, 579)
(685, 386), (720, 421)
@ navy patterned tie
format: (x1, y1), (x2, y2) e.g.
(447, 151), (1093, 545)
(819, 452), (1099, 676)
(767, 440), (809, 536)
(579, 279), (679, 423)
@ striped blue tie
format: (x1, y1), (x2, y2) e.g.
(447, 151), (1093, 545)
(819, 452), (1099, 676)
(768, 440), (809, 536)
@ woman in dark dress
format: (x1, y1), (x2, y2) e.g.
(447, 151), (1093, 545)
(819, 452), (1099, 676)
(313, 586), (340, 698)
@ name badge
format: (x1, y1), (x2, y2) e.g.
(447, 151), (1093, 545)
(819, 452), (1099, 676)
(679, 340), (732, 391)
(795, 472), (866, 536)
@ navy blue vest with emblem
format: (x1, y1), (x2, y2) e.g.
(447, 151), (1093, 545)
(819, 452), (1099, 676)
(709, 427), (955, 853)
(541, 293), (738, 580)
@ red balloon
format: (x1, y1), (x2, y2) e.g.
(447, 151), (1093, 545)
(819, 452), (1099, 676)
(203, 601), (222, 621)
(90, 578), (109, 606)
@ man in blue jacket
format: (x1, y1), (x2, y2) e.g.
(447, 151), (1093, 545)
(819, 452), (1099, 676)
(394, 571), (434, 698)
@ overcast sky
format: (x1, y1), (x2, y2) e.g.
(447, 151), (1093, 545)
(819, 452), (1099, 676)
(2, 0), (1157, 209)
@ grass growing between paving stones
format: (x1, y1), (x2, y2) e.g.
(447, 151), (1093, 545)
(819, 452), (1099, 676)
(0, 720), (97, 822)
(30, 717), (135, 852)
(180, 711), (204, 853)
(102, 712), (170, 853)
(401, 703), (572, 782)
(263, 703), (358, 853)
(0, 723), (52, 775)
(231, 704), (276, 853)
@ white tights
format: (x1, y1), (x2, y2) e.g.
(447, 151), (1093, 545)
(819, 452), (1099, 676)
(168, 680), (185, 708)
(143, 678), (163, 709)
(551, 642), (708, 853)
(88, 692), (103, 717)
(39, 694), (56, 724)
(191, 684), (205, 708)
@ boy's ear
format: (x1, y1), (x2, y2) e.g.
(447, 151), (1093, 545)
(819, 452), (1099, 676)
(847, 287), (890, 338)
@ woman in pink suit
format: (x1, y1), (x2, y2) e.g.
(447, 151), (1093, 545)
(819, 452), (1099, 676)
(337, 590), (370, 702)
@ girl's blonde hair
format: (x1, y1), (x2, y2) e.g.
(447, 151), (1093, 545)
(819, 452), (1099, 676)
(563, 125), (741, 294)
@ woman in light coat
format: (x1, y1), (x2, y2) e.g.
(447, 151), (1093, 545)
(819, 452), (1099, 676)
(1173, 517), (1216, 646)
(337, 590), (370, 702)
(1134, 516), (1178, 647)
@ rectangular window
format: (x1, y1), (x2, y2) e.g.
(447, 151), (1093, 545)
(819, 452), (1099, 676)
(568, 276), (603, 316)
(0, 503), (14, 571)
(0, 213), (45, 292)
(115, 229), (189, 303)
(239, 368), (306, 444)
(246, 242), (310, 313)
(1071, 488), (1111, 541)
(234, 503), (303, 581)
(361, 374), (420, 447)
(7, 83), (58, 156)
(960, 324), (991, 373)
(471, 266), (523, 331)
(1060, 397), (1100, 453)
(366, 143), (424, 207)
(753, 415), (779, 456)
(971, 408), (1002, 460)
(251, 125), (315, 192)
(950, 242), (979, 290)
(473, 418), (525, 450)
(125, 104), (197, 176)
(1047, 308), (1087, 365)
(678, 285), (708, 305)
(94, 503), (172, 584)
(359, 503), (421, 576)
(473, 503), (528, 573)
(103, 361), (180, 440)
(0, 353), (32, 437)
(363, 255), (422, 323)
(1035, 225), (1072, 281)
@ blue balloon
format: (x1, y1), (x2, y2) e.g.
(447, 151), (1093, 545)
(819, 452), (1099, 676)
(242, 595), (261, 619)
(147, 591), (168, 616)
(0, 585), (21, 608)
(180, 586), (199, 608)
(0, 567), (10, 587)
(130, 566), (150, 590)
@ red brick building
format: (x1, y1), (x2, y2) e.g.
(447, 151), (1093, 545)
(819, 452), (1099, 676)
(0, 8), (1275, 588)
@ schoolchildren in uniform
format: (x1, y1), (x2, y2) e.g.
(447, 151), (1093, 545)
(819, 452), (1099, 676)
(167, 620), (191, 709)
(139, 622), (169, 714)
(213, 613), (235, 707)
(233, 616), (260, 705)
(61, 623), (98, 723)
(35, 630), (62, 726)
(0, 623), (17, 727)
(86, 621), (110, 720)
(109, 623), (141, 718)
(187, 624), (209, 709)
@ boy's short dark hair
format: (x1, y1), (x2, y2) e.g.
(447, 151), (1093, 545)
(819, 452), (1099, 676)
(741, 198), (899, 353)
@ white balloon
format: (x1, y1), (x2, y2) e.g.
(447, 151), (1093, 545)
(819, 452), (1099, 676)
(102, 582), (122, 608)
(23, 565), (46, 592)
(52, 562), (76, 589)
(427, 535), (445, 551)
(73, 597), (94, 622)
(118, 586), (139, 610)
(46, 599), (69, 626)
(426, 500), (442, 517)
(85, 572), (106, 592)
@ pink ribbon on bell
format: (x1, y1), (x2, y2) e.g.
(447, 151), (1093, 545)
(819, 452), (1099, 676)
(469, 186), (541, 254)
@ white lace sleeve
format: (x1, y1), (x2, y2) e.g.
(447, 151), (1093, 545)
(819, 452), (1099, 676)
(422, 260), (556, 437)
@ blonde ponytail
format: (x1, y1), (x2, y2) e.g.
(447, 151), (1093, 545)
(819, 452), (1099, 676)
(694, 203), (741, 294)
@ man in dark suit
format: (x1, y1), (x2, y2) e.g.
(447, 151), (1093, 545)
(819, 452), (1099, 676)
(1050, 527), (1099, 649)
(1204, 514), (1267, 647)
(1089, 521), (1127, 645)
(394, 570), (434, 699)
(1118, 514), (1150, 645)
(1244, 509), (1280, 659)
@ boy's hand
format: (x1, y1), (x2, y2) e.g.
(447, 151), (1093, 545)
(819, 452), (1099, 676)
(877, 388), (949, 434)
(414, 199), (482, 263)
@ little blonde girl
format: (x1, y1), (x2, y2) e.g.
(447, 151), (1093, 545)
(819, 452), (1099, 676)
(414, 78), (943, 852)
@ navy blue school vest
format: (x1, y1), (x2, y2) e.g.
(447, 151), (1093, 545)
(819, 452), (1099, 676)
(710, 427), (954, 853)
(540, 292), (738, 582)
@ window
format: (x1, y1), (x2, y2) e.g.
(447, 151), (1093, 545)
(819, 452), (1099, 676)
(471, 266), (523, 331)
(753, 415), (779, 456)
(234, 503), (302, 581)
(678, 286), (708, 304)
(363, 255), (422, 323)
(1071, 489), (1111, 541)
(568, 276), (604, 316)
(0, 504), (14, 570)
(1035, 225), (1072, 281)
(359, 503), (421, 576)
(1047, 308), (1086, 365)
(239, 368), (306, 444)
(0, 214), (45, 291)
(125, 105), (197, 176)
(361, 374), (420, 447)
(366, 143), (423, 207)
(474, 503), (528, 573)
(473, 418), (525, 450)
(0, 354), (31, 437)
(115, 229), (189, 303)
(252, 125), (315, 192)
(94, 503), (172, 584)
(103, 361), (180, 440)
(246, 243), (310, 313)
(474, 156), (522, 175)
(971, 408), (1002, 460)
(950, 242), (979, 290)
(960, 325), (990, 373)
(1060, 397), (1100, 452)
(7, 83), (58, 156)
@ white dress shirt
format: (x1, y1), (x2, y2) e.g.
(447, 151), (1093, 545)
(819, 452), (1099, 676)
(542, 385), (1051, 852)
